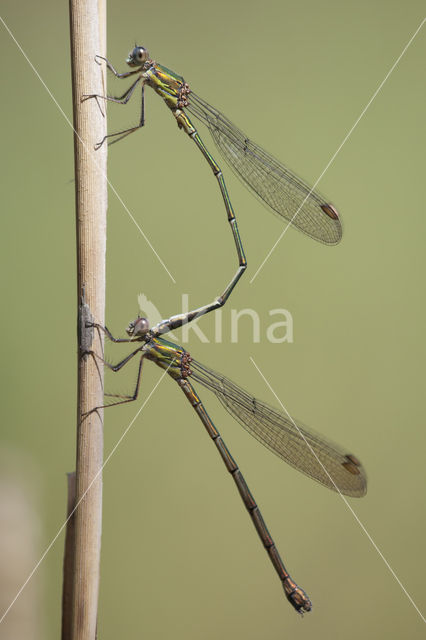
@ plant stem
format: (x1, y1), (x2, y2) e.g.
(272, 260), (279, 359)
(69, 0), (107, 637)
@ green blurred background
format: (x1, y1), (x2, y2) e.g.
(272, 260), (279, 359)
(1, 1), (425, 638)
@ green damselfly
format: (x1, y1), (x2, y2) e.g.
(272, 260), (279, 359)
(86, 307), (367, 615)
(83, 45), (342, 317)
(82, 45), (361, 615)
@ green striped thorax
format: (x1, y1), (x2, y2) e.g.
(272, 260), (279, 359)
(125, 45), (190, 112)
(125, 316), (191, 381)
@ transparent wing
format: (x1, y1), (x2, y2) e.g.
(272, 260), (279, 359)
(191, 360), (366, 497)
(187, 92), (342, 245)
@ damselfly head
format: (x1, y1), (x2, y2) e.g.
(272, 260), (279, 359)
(126, 46), (149, 68)
(126, 316), (150, 337)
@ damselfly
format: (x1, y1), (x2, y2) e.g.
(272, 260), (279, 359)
(83, 45), (342, 315)
(86, 307), (367, 614)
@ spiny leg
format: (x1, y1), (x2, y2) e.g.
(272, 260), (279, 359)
(89, 322), (139, 344)
(95, 54), (147, 80)
(103, 346), (145, 373)
(102, 353), (145, 409)
(93, 83), (145, 149)
(151, 110), (247, 337)
(178, 377), (312, 614)
(81, 62), (146, 148)
(90, 322), (133, 363)
(82, 74), (143, 107)
(83, 324), (147, 415)
(97, 125), (141, 150)
(83, 350), (145, 416)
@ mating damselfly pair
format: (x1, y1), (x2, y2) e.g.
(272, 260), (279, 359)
(83, 45), (366, 614)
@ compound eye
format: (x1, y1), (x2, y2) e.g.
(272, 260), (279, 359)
(127, 46), (149, 68)
(134, 46), (148, 62)
(126, 316), (149, 337)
